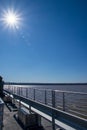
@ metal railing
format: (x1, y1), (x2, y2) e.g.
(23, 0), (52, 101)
(4, 85), (87, 120)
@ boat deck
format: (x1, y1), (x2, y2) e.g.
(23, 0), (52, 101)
(3, 104), (53, 130)
(3, 104), (22, 130)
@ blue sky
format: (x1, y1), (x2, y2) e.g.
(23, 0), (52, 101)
(0, 0), (87, 83)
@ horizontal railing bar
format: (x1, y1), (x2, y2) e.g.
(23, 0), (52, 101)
(55, 90), (87, 95)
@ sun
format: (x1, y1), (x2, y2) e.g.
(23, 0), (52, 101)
(5, 12), (18, 26)
(1, 9), (22, 29)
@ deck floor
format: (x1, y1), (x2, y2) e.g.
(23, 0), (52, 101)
(3, 104), (53, 130)
(3, 104), (22, 130)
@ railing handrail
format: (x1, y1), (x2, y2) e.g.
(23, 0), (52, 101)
(54, 90), (87, 95)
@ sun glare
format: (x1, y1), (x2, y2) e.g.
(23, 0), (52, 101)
(1, 9), (22, 29)
(6, 12), (17, 25)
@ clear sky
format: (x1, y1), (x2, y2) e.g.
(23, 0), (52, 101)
(0, 0), (87, 83)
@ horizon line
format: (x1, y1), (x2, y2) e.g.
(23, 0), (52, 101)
(4, 82), (87, 85)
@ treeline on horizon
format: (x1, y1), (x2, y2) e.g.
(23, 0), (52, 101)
(4, 82), (87, 85)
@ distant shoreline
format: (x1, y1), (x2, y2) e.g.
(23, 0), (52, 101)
(4, 82), (87, 85)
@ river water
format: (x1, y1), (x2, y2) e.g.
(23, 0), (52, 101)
(22, 84), (87, 93)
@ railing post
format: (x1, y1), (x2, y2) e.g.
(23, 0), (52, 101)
(52, 90), (55, 108)
(52, 90), (55, 130)
(33, 89), (35, 100)
(63, 92), (65, 111)
(19, 100), (21, 109)
(45, 90), (47, 104)
(19, 87), (20, 96)
(20, 87), (22, 96)
(12, 97), (15, 105)
(14, 87), (15, 94)
(17, 87), (19, 95)
(12, 86), (13, 94)
(26, 88), (28, 98)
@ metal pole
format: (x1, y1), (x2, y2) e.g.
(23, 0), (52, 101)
(14, 87), (15, 94)
(52, 90), (55, 108)
(19, 100), (21, 109)
(33, 89), (35, 100)
(26, 88), (28, 98)
(19, 87), (20, 96)
(38, 115), (41, 126)
(20, 87), (22, 96)
(63, 92), (65, 111)
(52, 90), (55, 130)
(13, 97), (15, 105)
(29, 105), (31, 113)
(45, 90), (47, 104)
